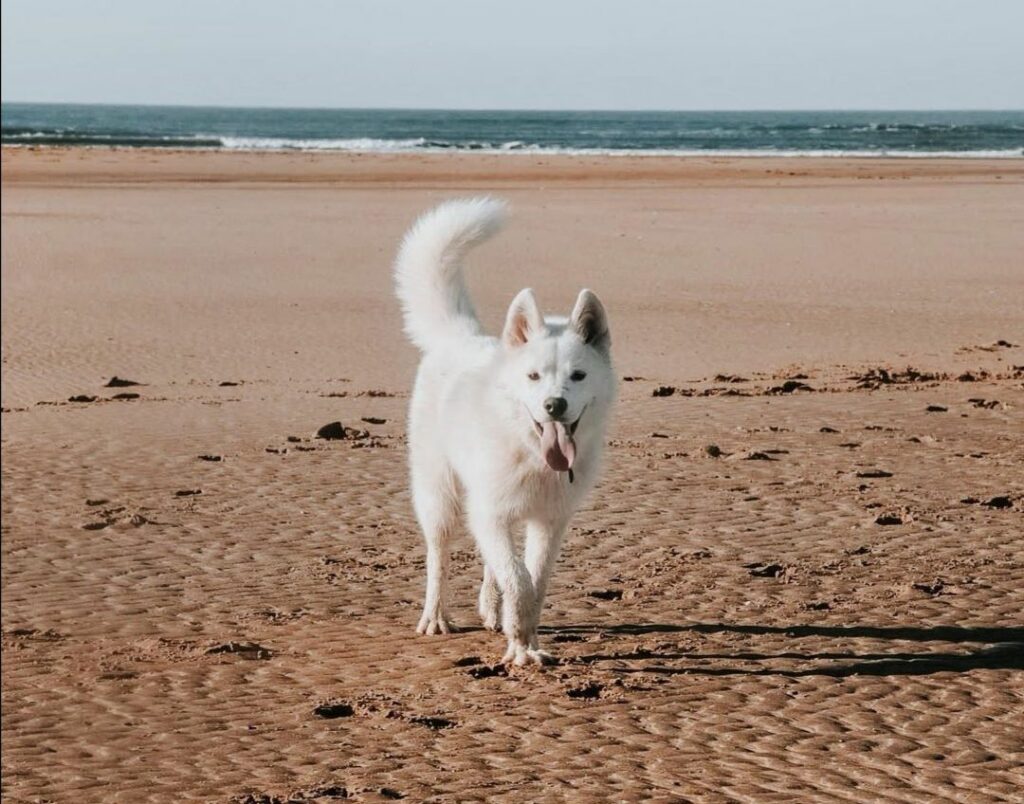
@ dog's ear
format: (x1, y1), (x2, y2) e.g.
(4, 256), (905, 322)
(569, 289), (610, 351)
(502, 288), (545, 347)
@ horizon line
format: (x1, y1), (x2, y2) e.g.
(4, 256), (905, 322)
(3, 99), (1023, 115)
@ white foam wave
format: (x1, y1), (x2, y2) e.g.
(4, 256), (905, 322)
(212, 137), (1023, 158)
(217, 136), (428, 151)
(6, 133), (1021, 158)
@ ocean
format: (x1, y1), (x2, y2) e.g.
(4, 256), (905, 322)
(2, 103), (1022, 157)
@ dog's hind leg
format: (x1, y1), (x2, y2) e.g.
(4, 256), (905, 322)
(478, 565), (502, 631)
(413, 466), (459, 635)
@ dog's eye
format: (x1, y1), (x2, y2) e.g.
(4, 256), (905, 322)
(570, 370), (587, 382)
(527, 371), (541, 381)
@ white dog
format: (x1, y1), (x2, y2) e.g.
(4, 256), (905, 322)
(394, 198), (616, 665)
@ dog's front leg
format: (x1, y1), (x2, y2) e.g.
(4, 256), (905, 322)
(523, 519), (567, 660)
(468, 506), (549, 666)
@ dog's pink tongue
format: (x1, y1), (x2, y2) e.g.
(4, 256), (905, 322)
(540, 421), (576, 472)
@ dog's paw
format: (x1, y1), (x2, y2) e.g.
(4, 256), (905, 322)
(416, 612), (457, 635)
(501, 640), (557, 667)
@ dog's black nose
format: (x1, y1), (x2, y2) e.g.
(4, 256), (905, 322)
(544, 397), (568, 418)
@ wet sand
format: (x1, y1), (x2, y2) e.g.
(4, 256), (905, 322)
(2, 147), (1023, 802)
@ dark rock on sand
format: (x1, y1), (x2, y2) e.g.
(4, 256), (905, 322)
(104, 376), (143, 387)
(313, 702), (355, 719)
(551, 633), (588, 643)
(468, 664), (509, 679)
(652, 386), (676, 397)
(875, 514), (903, 526)
(856, 469), (894, 478)
(68, 395), (98, 403)
(111, 392), (140, 400)
(317, 419), (374, 438)
(410, 716), (456, 730)
(925, 405), (948, 412)
(362, 416), (387, 425)
(316, 421), (347, 440)
(849, 367), (944, 389)
(769, 380), (814, 394)
(745, 562), (785, 577)
(312, 787), (349, 799)
(206, 641), (272, 660)
(982, 496), (1013, 509)
(588, 589), (624, 601)
(566, 682), (603, 699)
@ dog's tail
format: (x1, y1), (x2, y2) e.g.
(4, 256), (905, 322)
(394, 197), (506, 352)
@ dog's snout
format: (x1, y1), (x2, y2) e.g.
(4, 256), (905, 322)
(544, 397), (568, 418)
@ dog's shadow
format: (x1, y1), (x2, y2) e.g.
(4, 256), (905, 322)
(544, 622), (1024, 677)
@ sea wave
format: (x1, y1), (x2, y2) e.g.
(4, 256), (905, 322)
(217, 135), (430, 151)
(1, 128), (224, 148)
(186, 137), (1024, 157)
(3, 129), (1021, 158)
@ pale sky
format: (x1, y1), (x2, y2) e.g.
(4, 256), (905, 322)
(3, 0), (1023, 110)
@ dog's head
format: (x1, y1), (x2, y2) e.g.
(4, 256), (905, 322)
(499, 288), (615, 474)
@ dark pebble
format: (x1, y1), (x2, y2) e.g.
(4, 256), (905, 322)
(313, 702), (355, 719)
(316, 421), (347, 440)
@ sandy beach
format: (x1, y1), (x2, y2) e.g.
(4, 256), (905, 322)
(2, 147), (1023, 802)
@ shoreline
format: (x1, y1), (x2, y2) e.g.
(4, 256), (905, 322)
(4, 146), (1023, 187)
(5, 143), (1022, 159)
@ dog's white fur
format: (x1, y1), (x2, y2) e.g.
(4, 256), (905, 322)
(394, 197), (616, 665)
